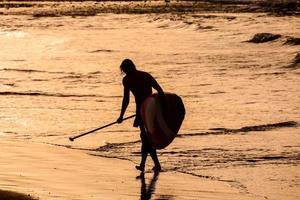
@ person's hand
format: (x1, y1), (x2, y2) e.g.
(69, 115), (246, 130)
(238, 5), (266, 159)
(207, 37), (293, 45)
(117, 116), (123, 124)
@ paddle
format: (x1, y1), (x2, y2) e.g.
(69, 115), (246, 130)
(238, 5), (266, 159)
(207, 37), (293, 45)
(69, 114), (136, 141)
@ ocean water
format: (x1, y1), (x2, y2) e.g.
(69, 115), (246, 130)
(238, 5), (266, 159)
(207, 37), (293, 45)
(0, 13), (299, 199)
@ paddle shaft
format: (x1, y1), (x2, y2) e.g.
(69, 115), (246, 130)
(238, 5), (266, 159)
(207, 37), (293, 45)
(69, 114), (136, 141)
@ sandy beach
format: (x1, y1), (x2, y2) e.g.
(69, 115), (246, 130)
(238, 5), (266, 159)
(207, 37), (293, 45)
(0, 0), (299, 199)
(1, 138), (259, 200)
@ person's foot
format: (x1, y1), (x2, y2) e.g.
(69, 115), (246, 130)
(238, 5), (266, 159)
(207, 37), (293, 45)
(152, 165), (161, 172)
(135, 165), (145, 171)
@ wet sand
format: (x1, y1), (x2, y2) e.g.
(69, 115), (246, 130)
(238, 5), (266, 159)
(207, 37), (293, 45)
(0, 1), (299, 199)
(0, 138), (257, 200)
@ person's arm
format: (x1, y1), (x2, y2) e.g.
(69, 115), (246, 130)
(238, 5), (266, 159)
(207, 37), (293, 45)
(152, 77), (167, 113)
(152, 79), (164, 96)
(117, 83), (130, 123)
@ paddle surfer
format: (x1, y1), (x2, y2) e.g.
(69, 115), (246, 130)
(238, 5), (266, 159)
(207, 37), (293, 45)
(117, 59), (163, 172)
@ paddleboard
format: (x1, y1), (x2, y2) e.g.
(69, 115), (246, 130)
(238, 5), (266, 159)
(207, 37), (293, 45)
(141, 93), (185, 149)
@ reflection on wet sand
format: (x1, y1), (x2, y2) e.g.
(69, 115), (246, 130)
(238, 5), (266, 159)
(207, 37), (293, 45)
(138, 172), (168, 200)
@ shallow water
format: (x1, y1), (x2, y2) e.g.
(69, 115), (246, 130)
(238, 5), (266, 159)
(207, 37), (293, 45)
(0, 13), (299, 199)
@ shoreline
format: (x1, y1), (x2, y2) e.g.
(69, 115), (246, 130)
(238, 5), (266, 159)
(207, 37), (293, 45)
(0, 138), (258, 200)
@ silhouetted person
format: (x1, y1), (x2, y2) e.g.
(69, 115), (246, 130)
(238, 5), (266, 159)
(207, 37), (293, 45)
(117, 59), (163, 172)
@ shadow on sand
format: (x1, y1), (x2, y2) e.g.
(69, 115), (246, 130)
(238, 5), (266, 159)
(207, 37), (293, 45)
(0, 189), (37, 200)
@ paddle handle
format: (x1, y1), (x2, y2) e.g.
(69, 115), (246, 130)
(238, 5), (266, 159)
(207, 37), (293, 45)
(69, 114), (136, 141)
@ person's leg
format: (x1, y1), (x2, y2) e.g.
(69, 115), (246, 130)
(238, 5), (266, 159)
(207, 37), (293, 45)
(139, 123), (161, 171)
(136, 125), (148, 171)
(148, 147), (161, 171)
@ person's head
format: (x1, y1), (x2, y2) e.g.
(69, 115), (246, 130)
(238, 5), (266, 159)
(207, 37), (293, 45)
(120, 59), (136, 75)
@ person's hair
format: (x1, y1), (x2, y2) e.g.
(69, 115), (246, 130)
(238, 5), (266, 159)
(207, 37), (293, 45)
(120, 59), (136, 74)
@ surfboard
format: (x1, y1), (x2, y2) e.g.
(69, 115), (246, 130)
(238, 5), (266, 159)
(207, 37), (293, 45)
(141, 93), (185, 149)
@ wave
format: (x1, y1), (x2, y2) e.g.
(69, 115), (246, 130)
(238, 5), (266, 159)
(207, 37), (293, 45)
(88, 49), (118, 53)
(0, 68), (63, 74)
(0, 91), (98, 98)
(0, 91), (123, 99)
(179, 121), (298, 137)
(45, 121), (298, 167)
(50, 120), (298, 153)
